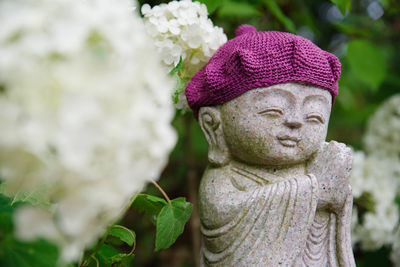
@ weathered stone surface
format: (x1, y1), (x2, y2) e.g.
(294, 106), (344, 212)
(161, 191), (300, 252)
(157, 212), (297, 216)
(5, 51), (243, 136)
(197, 83), (355, 266)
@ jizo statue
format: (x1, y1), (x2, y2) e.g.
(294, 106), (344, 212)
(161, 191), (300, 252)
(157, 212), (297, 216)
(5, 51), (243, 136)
(185, 25), (356, 266)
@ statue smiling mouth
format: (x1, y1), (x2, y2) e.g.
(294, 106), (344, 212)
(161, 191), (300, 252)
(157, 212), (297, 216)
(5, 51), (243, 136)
(277, 135), (301, 147)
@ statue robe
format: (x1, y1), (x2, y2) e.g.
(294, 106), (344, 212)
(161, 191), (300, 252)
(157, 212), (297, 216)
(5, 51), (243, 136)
(199, 162), (355, 267)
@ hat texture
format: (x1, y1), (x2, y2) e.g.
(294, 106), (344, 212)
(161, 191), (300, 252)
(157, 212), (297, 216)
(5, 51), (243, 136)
(185, 25), (341, 117)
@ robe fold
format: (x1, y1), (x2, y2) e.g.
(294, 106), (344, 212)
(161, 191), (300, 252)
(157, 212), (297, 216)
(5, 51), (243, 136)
(199, 162), (355, 267)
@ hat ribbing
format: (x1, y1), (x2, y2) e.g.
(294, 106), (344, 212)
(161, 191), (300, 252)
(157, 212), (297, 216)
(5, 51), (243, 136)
(185, 25), (341, 117)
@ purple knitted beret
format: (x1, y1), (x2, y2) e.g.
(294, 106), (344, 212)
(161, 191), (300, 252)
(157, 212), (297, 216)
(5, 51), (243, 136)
(185, 25), (341, 117)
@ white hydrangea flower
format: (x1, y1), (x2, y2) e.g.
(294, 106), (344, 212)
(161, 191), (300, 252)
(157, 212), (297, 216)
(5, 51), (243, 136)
(364, 94), (400, 158)
(391, 227), (400, 267)
(141, 0), (227, 110)
(350, 151), (399, 250)
(0, 0), (176, 262)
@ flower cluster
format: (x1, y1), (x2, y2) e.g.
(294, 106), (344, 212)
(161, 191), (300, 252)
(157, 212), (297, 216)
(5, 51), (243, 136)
(368, 95), (400, 265)
(364, 94), (400, 158)
(0, 0), (176, 262)
(350, 152), (399, 250)
(350, 94), (400, 253)
(141, 0), (227, 109)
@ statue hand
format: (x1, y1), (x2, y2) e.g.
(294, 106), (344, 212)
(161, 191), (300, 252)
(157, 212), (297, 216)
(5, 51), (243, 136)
(307, 141), (353, 213)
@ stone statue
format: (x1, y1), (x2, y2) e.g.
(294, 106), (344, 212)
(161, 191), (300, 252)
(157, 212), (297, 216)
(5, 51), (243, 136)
(185, 25), (355, 266)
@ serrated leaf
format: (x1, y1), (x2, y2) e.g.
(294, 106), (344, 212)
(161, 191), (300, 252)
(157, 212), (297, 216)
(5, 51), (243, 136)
(131, 194), (167, 225)
(262, 0), (296, 33)
(0, 179), (50, 208)
(331, 0), (351, 15)
(11, 187), (50, 207)
(346, 39), (386, 91)
(108, 226), (135, 246)
(155, 198), (193, 251)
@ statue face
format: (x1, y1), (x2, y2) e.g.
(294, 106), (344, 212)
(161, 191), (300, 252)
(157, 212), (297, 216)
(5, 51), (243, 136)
(220, 83), (332, 166)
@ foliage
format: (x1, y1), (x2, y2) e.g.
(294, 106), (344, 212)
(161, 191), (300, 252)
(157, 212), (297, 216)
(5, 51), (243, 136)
(155, 198), (193, 251)
(1, 0), (400, 266)
(331, 0), (352, 15)
(131, 193), (193, 253)
(108, 226), (136, 247)
(0, 194), (59, 267)
(131, 194), (167, 225)
(83, 225), (136, 266)
(347, 39), (386, 91)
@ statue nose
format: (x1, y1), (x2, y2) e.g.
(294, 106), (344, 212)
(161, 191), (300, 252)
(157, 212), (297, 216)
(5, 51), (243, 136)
(284, 118), (303, 129)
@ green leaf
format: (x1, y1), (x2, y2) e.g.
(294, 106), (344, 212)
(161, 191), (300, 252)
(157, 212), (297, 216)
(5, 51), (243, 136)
(0, 238), (59, 267)
(155, 198), (193, 251)
(0, 194), (60, 267)
(346, 39), (387, 91)
(197, 0), (222, 14)
(10, 187), (50, 207)
(262, 0), (296, 33)
(218, 0), (260, 18)
(0, 182), (50, 207)
(108, 226), (135, 247)
(0, 194), (59, 267)
(97, 244), (134, 266)
(172, 74), (186, 104)
(0, 193), (15, 234)
(131, 194), (167, 225)
(330, 0), (351, 16)
(109, 253), (134, 265)
(97, 244), (120, 266)
(169, 57), (183, 76)
(168, 57), (186, 105)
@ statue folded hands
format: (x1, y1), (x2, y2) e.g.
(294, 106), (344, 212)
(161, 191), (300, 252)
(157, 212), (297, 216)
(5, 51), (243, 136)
(185, 25), (356, 267)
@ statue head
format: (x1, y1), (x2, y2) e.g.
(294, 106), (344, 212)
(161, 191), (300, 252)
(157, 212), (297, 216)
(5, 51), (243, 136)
(186, 25), (341, 167)
(198, 83), (331, 166)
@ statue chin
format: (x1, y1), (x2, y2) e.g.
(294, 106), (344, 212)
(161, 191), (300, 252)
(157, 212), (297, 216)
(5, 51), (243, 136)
(229, 147), (317, 168)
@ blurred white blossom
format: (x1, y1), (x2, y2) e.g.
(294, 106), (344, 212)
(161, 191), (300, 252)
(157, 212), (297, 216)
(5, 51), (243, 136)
(368, 95), (400, 266)
(350, 151), (399, 250)
(141, 0), (227, 110)
(364, 94), (400, 158)
(0, 0), (176, 262)
(391, 227), (400, 267)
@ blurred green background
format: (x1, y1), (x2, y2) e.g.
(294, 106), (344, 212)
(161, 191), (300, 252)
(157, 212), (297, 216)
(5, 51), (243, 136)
(130, 0), (400, 266)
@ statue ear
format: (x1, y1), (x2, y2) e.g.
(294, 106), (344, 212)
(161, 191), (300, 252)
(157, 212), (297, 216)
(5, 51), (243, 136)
(198, 107), (230, 166)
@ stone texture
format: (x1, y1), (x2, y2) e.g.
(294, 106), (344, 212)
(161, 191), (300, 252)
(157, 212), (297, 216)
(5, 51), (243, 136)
(197, 83), (355, 266)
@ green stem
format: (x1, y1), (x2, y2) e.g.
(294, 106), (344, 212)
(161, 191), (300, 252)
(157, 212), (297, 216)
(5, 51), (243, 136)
(80, 227), (110, 267)
(91, 255), (99, 267)
(112, 225), (136, 255)
(151, 180), (171, 204)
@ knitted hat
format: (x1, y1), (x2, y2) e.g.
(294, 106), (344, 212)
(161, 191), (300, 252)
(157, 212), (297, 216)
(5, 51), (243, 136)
(185, 25), (341, 117)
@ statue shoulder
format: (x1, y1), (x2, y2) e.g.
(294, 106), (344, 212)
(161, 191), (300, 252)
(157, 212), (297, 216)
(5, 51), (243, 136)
(199, 165), (237, 203)
(199, 165), (251, 229)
